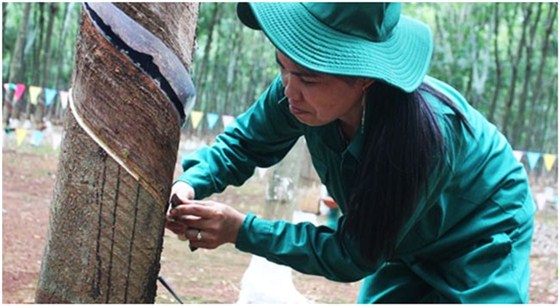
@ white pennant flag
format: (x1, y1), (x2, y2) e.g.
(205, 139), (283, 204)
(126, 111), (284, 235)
(59, 91), (69, 109)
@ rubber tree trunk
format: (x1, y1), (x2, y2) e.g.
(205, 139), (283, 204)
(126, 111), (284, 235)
(35, 3), (198, 303)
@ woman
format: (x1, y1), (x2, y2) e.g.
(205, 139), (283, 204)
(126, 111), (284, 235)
(166, 3), (535, 303)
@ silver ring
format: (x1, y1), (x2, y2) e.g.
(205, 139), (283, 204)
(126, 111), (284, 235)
(196, 230), (202, 241)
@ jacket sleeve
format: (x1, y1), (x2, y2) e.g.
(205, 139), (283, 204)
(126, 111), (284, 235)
(236, 213), (380, 282)
(175, 76), (305, 199)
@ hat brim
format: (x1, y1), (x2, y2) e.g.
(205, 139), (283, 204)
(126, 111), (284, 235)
(238, 2), (433, 93)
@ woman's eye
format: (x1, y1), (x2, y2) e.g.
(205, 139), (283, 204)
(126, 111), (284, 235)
(300, 78), (316, 85)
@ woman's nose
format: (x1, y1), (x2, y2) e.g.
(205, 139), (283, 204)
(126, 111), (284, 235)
(283, 74), (302, 101)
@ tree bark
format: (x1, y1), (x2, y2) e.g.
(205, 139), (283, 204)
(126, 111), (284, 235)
(35, 3), (198, 303)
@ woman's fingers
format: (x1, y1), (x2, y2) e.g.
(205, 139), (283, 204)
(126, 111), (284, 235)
(184, 228), (217, 249)
(165, 219), (187, 235)
(165, 200), (246, 248)
(168, 201), (219, 220)
(167, 214), (202, 224)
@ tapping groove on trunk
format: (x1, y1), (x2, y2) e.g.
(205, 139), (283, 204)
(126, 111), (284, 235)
(35, 3), (199, 303)
(106, 166), (121, 303)
(124, 182), (142, 303)
(93, 154), (107, 300)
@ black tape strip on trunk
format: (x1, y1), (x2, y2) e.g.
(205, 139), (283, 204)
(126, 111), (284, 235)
(84, 2), (196, 127)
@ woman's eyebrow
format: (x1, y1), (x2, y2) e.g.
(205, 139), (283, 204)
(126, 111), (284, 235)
(275, 54), (319, 78)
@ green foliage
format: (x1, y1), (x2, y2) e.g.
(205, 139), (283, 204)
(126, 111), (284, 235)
(192, 3), (277, 121)
(403, 3), (557, 152)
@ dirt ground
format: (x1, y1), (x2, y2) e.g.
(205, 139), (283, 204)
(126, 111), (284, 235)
(2, 139), (558, 304)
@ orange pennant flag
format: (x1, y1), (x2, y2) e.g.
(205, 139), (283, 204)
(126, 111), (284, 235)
(543, 154), (557, 172)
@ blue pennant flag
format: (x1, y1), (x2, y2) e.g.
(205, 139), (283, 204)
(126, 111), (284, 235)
(44, 88), (58, 107)
(525, 151), (541, 170)
(206, 113), (220, 130)
(31, 130), (44, 147)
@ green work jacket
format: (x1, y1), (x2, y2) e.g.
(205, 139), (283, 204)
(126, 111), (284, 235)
(177, 75), (535, 303)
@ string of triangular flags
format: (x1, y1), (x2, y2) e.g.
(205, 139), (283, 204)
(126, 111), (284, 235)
(3, 123), (558, 174)
(3, 83), (69, 108)
(4, 127), (63, 149)
(4, 83), (234, 130)
(188, 110), (235, 130)
(4, 83), (558, 173)
(512, 150), (557, 172)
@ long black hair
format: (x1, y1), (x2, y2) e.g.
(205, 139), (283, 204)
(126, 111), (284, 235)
(344, 81), (470, 264)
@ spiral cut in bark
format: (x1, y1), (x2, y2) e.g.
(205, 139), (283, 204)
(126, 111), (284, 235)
(36, 3), (197, 303)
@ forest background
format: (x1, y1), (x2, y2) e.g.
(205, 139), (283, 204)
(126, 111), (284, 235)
(2, 2), (558, 155)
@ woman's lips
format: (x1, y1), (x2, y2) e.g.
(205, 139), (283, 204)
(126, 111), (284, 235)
(289, 104), (307, 115)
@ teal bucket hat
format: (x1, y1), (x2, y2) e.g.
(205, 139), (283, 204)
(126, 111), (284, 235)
(237, 2), (433, 93)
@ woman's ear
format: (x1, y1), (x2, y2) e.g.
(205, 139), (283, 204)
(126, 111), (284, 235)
(360, 78), (375, 91)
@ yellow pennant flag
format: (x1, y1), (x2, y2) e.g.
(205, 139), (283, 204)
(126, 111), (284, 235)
(543, 154), (557, 172)
(15, 128), (29, 146)
(29, 86), (42, 105)
(189, 111), (204, 129)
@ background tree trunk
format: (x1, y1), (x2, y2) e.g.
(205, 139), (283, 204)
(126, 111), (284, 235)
(24, 3), (43, 121)
(501, 4), (530, 139)
(35, 3), (198, 303)
(524, 3), (557, 150)
(511, 3), (541, 146)
(195, 2), (222, 112)
(46, 3), (76, 122)
(5, 3), (31, 122)
(32, 3), (58, 127)
(488, 3), (502, 123)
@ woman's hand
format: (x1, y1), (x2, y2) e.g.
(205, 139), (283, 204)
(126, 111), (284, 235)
(166, 182), (196, 241)
(166, 200), (246, 250)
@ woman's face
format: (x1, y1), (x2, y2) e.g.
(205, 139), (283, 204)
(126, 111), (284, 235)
(276, 51), (372, 128)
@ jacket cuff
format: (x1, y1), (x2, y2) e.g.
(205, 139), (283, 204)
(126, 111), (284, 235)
(174, 169), (214, 200)
(235, 213), (272, 254)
